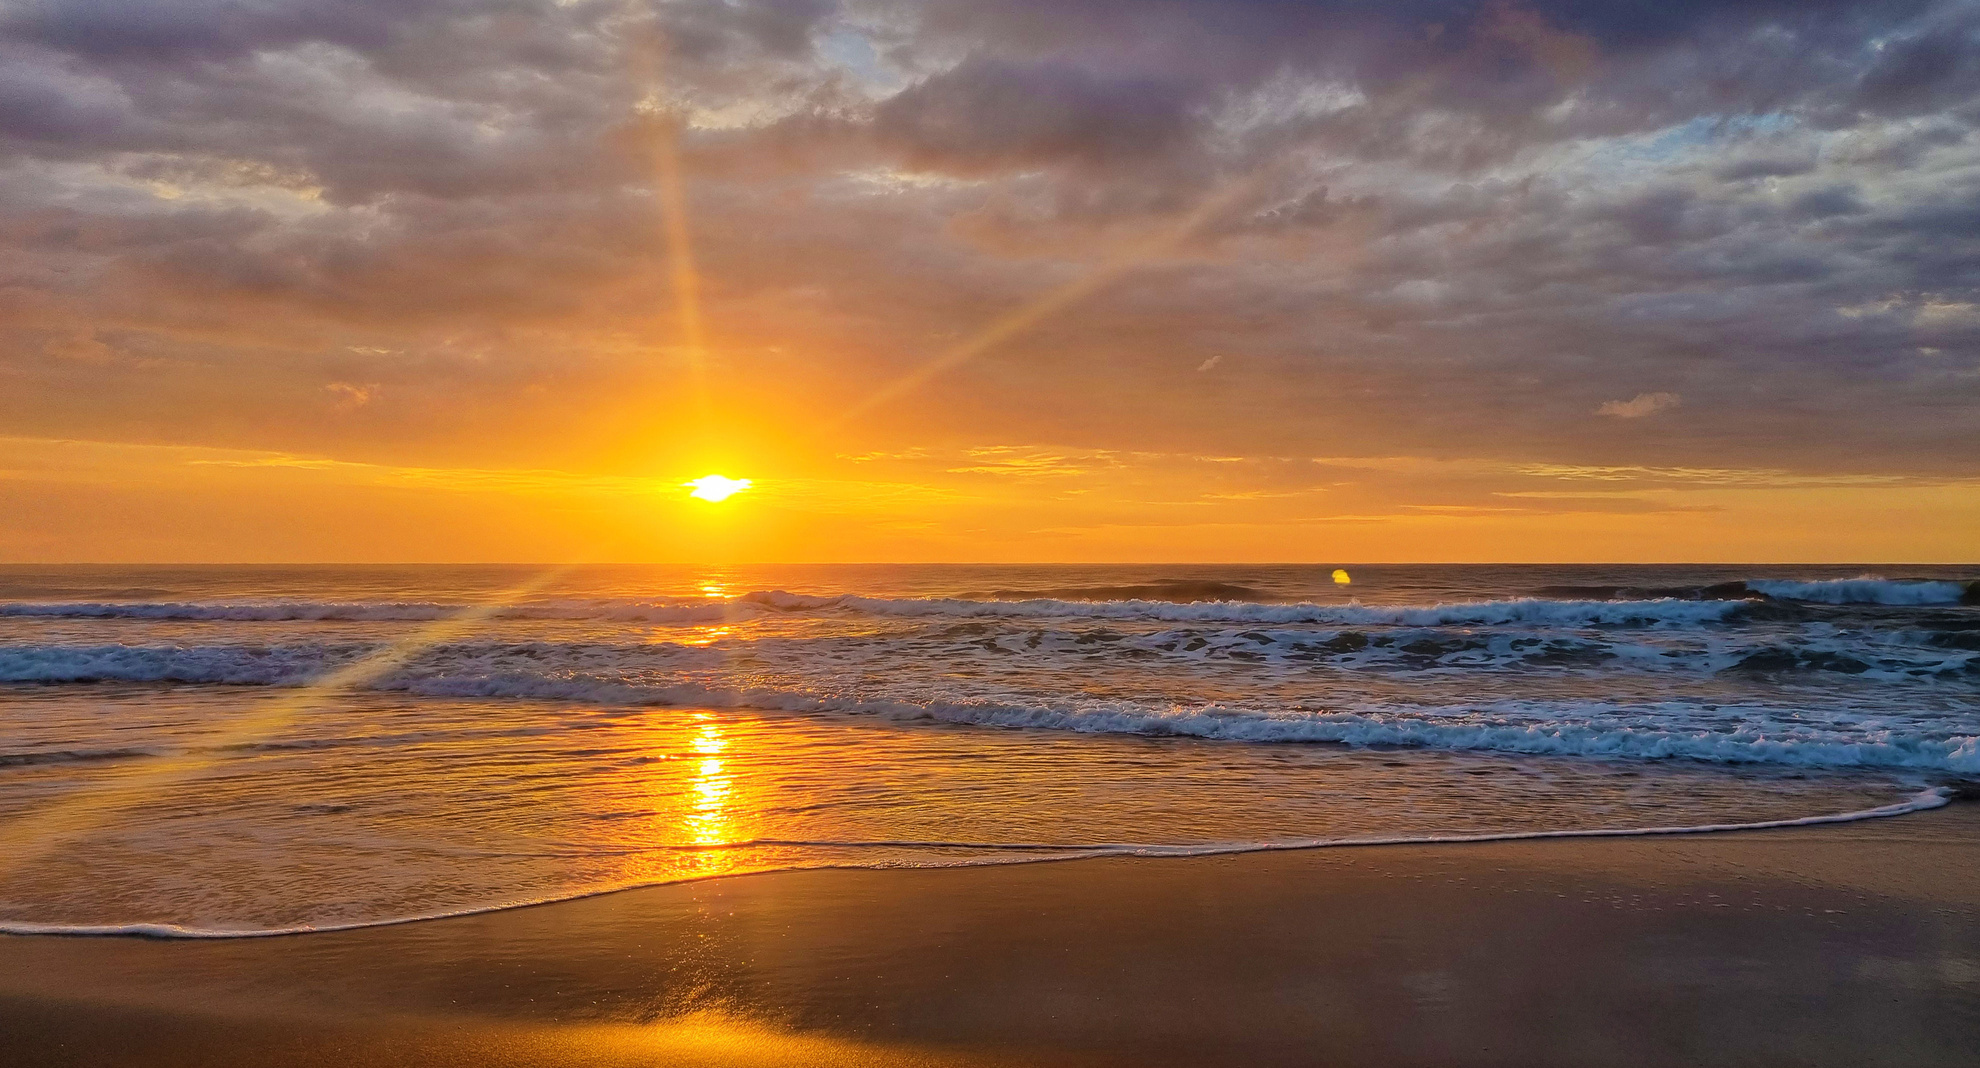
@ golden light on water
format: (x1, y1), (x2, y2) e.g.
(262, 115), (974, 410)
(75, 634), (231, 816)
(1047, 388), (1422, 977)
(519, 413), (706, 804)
(1333, 569), (1352, 585)
(685, 717), (734, 848)
(684, 474), (751, 502)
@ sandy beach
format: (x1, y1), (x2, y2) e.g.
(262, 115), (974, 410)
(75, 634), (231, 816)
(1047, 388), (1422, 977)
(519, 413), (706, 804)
(2, 799), (1974, 1067)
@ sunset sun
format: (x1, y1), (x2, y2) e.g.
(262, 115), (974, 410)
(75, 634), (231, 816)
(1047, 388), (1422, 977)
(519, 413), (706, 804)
(684, 474), (752, 502)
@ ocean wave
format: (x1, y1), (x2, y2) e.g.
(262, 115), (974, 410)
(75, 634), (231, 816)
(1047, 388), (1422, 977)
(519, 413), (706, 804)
(864, 694), (1980, 774)
(20, 624), (1963, 692)
(0, 644), (360, 685)
(1747, 578), (1974, 605)
(6, 643), (1973, 773)
(0, 787), (1949, 940)
(6, 607), (1976, 690)
(1532, 581), (1766, 602)
(968, 580), (1273, 603)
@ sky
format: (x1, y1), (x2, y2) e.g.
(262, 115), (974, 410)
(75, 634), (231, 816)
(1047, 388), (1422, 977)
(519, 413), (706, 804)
(0, 0), (1976, 562)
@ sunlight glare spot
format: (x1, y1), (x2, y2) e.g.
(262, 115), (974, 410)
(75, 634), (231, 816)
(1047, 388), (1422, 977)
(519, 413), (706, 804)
(681, 625), (733, 646)
(684, 474), (751, 502)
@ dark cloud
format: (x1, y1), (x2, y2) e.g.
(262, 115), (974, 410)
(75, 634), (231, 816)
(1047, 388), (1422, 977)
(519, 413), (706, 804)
(875, 57), (1197, 173)
(1852, 7), (1980, 114)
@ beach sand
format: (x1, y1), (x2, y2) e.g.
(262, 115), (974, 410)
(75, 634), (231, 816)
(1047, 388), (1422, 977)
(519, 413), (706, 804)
(1, 802), (1975, 1067)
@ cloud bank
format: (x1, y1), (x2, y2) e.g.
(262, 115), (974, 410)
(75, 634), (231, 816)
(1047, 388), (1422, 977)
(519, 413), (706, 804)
(0, 0), (1975, 557)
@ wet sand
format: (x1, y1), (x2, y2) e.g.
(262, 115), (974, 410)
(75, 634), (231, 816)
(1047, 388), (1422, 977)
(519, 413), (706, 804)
(2, 803), (1976, 1067)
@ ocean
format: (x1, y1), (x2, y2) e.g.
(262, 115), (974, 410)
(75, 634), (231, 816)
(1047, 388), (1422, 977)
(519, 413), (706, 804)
(0, 563), (1973, 937)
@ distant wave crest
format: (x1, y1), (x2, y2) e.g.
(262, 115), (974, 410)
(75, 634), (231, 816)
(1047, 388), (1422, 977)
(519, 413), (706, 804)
(969, 580), (1272, 602)
(742, 592), (1747, 626)
(1746, 578), (1973, 605)
(0, 600), (742, 623)
(0, 593), (1752, 627)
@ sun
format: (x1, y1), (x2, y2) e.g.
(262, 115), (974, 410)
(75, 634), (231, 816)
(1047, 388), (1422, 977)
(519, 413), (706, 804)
(684, 474), (752, 502)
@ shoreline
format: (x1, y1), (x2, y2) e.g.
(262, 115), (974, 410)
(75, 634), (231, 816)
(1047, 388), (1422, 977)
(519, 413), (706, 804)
(0, 784), (1954, 942)
(2, 799), (1975, 1066)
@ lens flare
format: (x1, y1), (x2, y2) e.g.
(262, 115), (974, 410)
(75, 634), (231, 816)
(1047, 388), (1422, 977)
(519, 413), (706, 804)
(685, 475), (751, 502)
(0, 563), (578, 879)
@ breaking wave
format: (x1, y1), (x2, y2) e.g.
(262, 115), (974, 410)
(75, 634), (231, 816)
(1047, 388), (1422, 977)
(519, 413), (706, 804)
(1746, 578), (1973, 605)
(4, 643), (1976, 773)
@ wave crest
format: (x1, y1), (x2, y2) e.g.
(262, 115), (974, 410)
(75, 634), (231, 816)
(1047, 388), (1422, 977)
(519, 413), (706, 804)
(742, 592), (1746, 627)
(1747, 578), (1973, 605)
(0, 593), (1751, 627)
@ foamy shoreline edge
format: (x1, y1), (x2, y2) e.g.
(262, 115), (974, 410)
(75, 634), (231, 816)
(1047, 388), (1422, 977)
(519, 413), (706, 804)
(0, 786), (1954, 942)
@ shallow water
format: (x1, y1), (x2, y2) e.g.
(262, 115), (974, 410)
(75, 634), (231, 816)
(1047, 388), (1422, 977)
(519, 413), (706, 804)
(0, 564), (1972, 934)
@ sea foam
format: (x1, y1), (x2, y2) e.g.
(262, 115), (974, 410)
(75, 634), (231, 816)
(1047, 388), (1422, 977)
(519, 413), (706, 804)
(5, 642), (1975, 772)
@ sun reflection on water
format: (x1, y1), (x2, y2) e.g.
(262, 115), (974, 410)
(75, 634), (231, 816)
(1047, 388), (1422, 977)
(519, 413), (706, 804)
(679, 625), (733, 646)
(682, 716), (736, 853)
(617, 575), (759, 883)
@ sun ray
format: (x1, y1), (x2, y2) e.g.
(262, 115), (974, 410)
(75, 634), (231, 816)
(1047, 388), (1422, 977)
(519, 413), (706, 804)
(652, 110), (707, 409)
(831, 171), (1271, 427)
(624, 8), (710, 420)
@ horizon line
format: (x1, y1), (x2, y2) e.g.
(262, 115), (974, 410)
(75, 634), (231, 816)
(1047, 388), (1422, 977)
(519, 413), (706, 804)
(1, 561), (1976, 569)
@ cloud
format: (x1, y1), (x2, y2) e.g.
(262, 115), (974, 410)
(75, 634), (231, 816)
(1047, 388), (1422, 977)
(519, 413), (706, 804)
(1596, 392), (1682, 419)
(325, 381), (379, 408)
(0, 0), (1977, 510)
(874, 57), (1198, 175)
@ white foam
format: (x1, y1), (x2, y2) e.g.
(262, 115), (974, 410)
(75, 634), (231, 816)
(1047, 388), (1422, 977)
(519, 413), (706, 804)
(4, 642), (1977, 772)
(0, 644), (349, 685)
(388, 676), (1980, 774)
(0, 788), (1949, 940)
(878, 695), (1980, 774)
(8, 626), (1973, 694)
(1748, 578), (1968, 605)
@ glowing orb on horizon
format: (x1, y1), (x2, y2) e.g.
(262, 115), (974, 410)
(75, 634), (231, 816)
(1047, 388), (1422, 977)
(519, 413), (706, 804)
(1332, 569), (1352, 585)
(684, 474), (752, 502)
